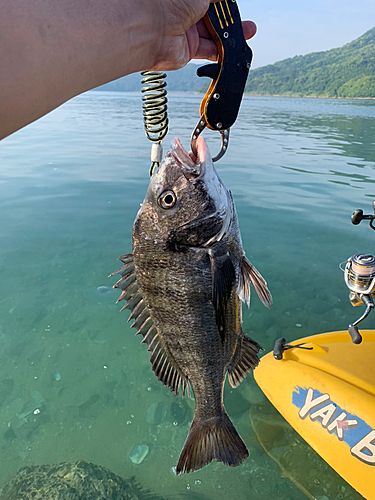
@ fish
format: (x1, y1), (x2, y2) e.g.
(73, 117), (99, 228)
(111, 137), (272, 474)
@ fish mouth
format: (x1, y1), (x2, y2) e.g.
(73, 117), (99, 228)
(170, 137), (210, 179)
(169, 137), (231, 247)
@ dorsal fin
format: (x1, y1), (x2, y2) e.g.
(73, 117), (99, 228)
(111, 254), (190, 398)
(209, 250), (236, 342)
(237, 255), (272, 308)
(227, 335), (263, 388)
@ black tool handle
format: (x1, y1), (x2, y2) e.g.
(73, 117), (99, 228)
(198, 0), (252, 131)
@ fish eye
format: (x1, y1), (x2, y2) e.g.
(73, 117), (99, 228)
(158, 190), (177, 209)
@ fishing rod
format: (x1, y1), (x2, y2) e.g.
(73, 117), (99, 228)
(274, 200), (375, 359)
(140, 0), (252, 173)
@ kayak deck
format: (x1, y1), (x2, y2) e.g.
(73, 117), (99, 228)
(254, 330), (375, 500)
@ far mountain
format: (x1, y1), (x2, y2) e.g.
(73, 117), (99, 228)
(95, 27), (375, 98)
(94, 64), (206, 93)
(245, 26), (375, 98)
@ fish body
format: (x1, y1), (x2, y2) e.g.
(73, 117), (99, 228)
(112, 137), (272, 474)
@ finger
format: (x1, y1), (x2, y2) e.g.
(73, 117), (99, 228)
(242, 21), (257, 40)
(192, 38), (218, 61)
(193, 20), (257, 60)
(197, 19), (257, 41)
(197, 19), (210, 39)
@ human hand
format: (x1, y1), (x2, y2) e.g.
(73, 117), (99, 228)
(151, 0), (257, 71)
(0, 0), (256, 139)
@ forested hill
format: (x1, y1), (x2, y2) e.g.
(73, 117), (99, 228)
(245, 26), (375, 98)
(95, 27), (375, 98)
(94, 63), (204, 93)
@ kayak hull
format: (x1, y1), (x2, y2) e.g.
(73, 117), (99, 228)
(254, 330), (375, 500)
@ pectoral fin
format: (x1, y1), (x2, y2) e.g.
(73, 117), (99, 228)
(237, 255), (272, 308)
(210, 251), (236, 341)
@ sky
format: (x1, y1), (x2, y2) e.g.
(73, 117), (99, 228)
(233, 0), (375, 68)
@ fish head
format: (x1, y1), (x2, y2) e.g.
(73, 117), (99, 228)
(134, 137), (232, 250)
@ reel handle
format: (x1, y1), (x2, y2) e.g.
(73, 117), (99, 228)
(348, 325), (363, 345)
(351, 209), (364, 225)
(351, 204), (375, 230)
(347, 294), (374, 344)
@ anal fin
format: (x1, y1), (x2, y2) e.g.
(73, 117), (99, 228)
(228, 335), (263, 388)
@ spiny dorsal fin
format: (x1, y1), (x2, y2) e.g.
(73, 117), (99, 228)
(227, 335), (263, 388)
(209, 250), (236, 342)
(237, 255), (272, 308)
(111, 254), (190, 398)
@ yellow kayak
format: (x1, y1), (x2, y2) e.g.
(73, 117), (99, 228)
(254, 330), (375, 500)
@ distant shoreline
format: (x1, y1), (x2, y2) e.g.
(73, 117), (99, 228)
(93, 89), (375, 100)
(244, 93), (375, 100)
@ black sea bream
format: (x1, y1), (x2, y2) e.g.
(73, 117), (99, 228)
(112, 137), (272, 474)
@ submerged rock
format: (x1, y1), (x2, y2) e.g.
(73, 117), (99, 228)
(0, 461), (163, 500)
(17, 391), (47, 420)
(129, 444), (149, 465)
(146, 402), (163, 426)
(3, 427), (16, 441)
(76, 394), (101, 417)
(169, 401), (188, 426)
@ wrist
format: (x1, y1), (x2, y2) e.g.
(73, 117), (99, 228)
(78, 0), (164, 85)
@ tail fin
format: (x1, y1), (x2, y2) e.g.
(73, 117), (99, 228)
(176, 411), (248, 474)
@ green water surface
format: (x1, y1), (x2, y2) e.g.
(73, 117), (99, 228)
(0, 93), (374, 499)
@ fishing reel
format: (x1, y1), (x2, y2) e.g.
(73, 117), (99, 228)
(341, 201), (375, 344)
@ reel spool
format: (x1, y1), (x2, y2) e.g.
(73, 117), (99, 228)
(345, 254), (375, 297)
(342, 253), (375, 344)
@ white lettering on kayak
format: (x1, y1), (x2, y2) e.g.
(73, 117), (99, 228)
(298, 387), (330, 419)
(295, 387), (374, 466)
(351, 430), (375, 465)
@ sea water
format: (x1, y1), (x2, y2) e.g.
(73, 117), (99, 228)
(0, 92), (374, 499)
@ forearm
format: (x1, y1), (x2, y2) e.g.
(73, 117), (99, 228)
(0, 0), (162, 139)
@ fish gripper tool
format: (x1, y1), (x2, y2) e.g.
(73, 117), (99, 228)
(191, 0), (252, 162)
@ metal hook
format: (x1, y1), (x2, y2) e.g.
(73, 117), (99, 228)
(191, 115), (230, 162)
